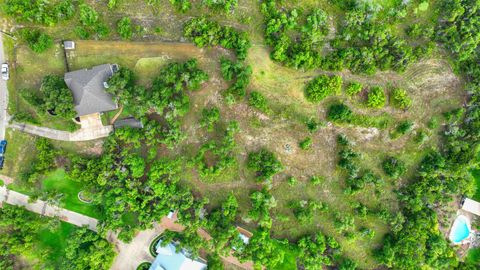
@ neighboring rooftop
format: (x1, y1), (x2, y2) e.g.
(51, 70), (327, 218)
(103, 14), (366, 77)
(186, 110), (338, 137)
(64, 64), (118, 117)
(150, 240), (207, 270)
(462, 198), (480, 216)
(113, 117), (144, 129)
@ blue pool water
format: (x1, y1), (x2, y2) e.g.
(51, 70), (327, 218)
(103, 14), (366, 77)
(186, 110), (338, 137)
(452, 217), (471, 243)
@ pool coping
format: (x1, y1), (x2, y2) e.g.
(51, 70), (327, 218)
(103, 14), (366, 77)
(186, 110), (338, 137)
(449, 214), (472, 245)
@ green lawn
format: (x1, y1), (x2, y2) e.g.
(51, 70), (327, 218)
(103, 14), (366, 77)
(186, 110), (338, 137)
(36, 221), (77, 267)
(42, 169), (103, 219)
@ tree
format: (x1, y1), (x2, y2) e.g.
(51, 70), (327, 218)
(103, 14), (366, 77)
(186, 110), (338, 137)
(382, 156), (406, 179)
(3, 0), (75, 26)
(19, 29), (53, 53)
(304, 75), (342, 103)
(63, 227), (115, 269)
(117, 17), (133, 40)
(367, 86), (386, 108)
(40, 75), (76, 119)
(247, 149), (283, 182)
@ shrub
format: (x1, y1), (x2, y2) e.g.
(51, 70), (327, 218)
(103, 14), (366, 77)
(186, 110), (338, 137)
(19, 29), (53, 53)
(304, 75), (342, 103)
(327, 103), (353, 123)
(366, 86), (386, 108)
(394, 120), (414, 137)
(248, 91), (269, 113)
(287, 176), (297, 186)
(199, 107), (220, 132)
(170, 0), (191, 12)
(391, 88), (412, 109)
(117, 17), (133, 40)
(382, 156), (406, 179)
(299, 137), (312, 150)
(305, 117), (320, 132)
(310, 175), (322, 185)
(247, 149), (283, 182)
(184, 17), (251, 60)
(345, 82), (363, 96)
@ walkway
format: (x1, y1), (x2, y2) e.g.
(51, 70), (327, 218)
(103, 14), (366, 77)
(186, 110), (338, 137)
(9, 121), (113, 141)
(0, 186), (98, 231)
(0, 184), (254, 270)
(109, 224), (163, 270)
(0, 33), (10, 140)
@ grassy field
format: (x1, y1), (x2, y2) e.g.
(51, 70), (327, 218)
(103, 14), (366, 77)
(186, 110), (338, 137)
(42, 169), (103, 219)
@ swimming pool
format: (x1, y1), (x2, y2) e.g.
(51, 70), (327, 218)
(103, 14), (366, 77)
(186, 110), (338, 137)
(449, 215), (471, 244)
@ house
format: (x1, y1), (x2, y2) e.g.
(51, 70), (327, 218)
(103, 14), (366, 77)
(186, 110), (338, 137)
(64, 64), (118, 117)
(150, 240), (207, 270)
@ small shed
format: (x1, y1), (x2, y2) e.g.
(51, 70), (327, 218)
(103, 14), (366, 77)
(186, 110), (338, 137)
(114, 117), (144, 129)
(64, 40), (75, 50)
(461, 198), (480, 216)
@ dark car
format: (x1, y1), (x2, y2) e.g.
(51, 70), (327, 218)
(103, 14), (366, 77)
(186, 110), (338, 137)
(0, 156), (4, 169)
(0, 140), (7, 156)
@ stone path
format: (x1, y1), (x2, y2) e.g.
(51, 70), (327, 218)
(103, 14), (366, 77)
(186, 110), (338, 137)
(9, 121), (113, 141)
(0, 186), (98, 230)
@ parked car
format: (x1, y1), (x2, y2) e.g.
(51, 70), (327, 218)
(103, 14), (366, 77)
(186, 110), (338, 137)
(0, 140), (7, 156)
(0, 156), (4, 169)
(1, 63), (9, 81)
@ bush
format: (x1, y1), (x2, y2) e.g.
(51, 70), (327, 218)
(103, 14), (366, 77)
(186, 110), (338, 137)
(391, 88), (412, 109)
(248, 91), (269, 113)
(304, 75), (342, 103)
(184, 17), (251, 60)
(117, 17), (133, 40)
(199, 107), (220, 132)
(392, 120), (414, 138)
(310, 175), (322, 185)
(382, 156), (406, 179)
(287, 176), (297, 186)
(366, 86), (386, 108)
(170, 0), (191, 12)
(299, 137), (312, 150)
(345, 82), (363, 96)
(19, 29), (53, 53)
(247, 149), (283, 182)
(327, 103), (353, 123)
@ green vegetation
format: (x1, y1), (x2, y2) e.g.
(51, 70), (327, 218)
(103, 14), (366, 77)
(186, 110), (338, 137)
(40, 75), (76, 119)
(117, 17), (134, 40)
(366, 86), (386, 109)
(19, 29), (53, 53)
(345, 82), (363, 96)
(391, 88), (412, 110)
(2, 0), (480, 269)
(0, 204), (115, 269)
(247, 149), (283, 183)
(184, 17), (251, 60)
(304, 75), (342, 103)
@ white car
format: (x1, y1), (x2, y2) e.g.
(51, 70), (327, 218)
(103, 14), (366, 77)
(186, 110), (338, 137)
(1, 63), (8, 81)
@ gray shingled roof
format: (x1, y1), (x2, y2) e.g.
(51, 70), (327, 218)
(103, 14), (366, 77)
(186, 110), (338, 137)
(64, 64), (118, 116)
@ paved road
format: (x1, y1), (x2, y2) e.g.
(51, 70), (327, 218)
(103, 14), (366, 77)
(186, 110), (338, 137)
(0, 186), (98, 231)
(0, 33), (9, 140)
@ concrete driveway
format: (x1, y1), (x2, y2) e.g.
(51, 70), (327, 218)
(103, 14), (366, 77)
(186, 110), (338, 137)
(0, 33), (10, 140)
